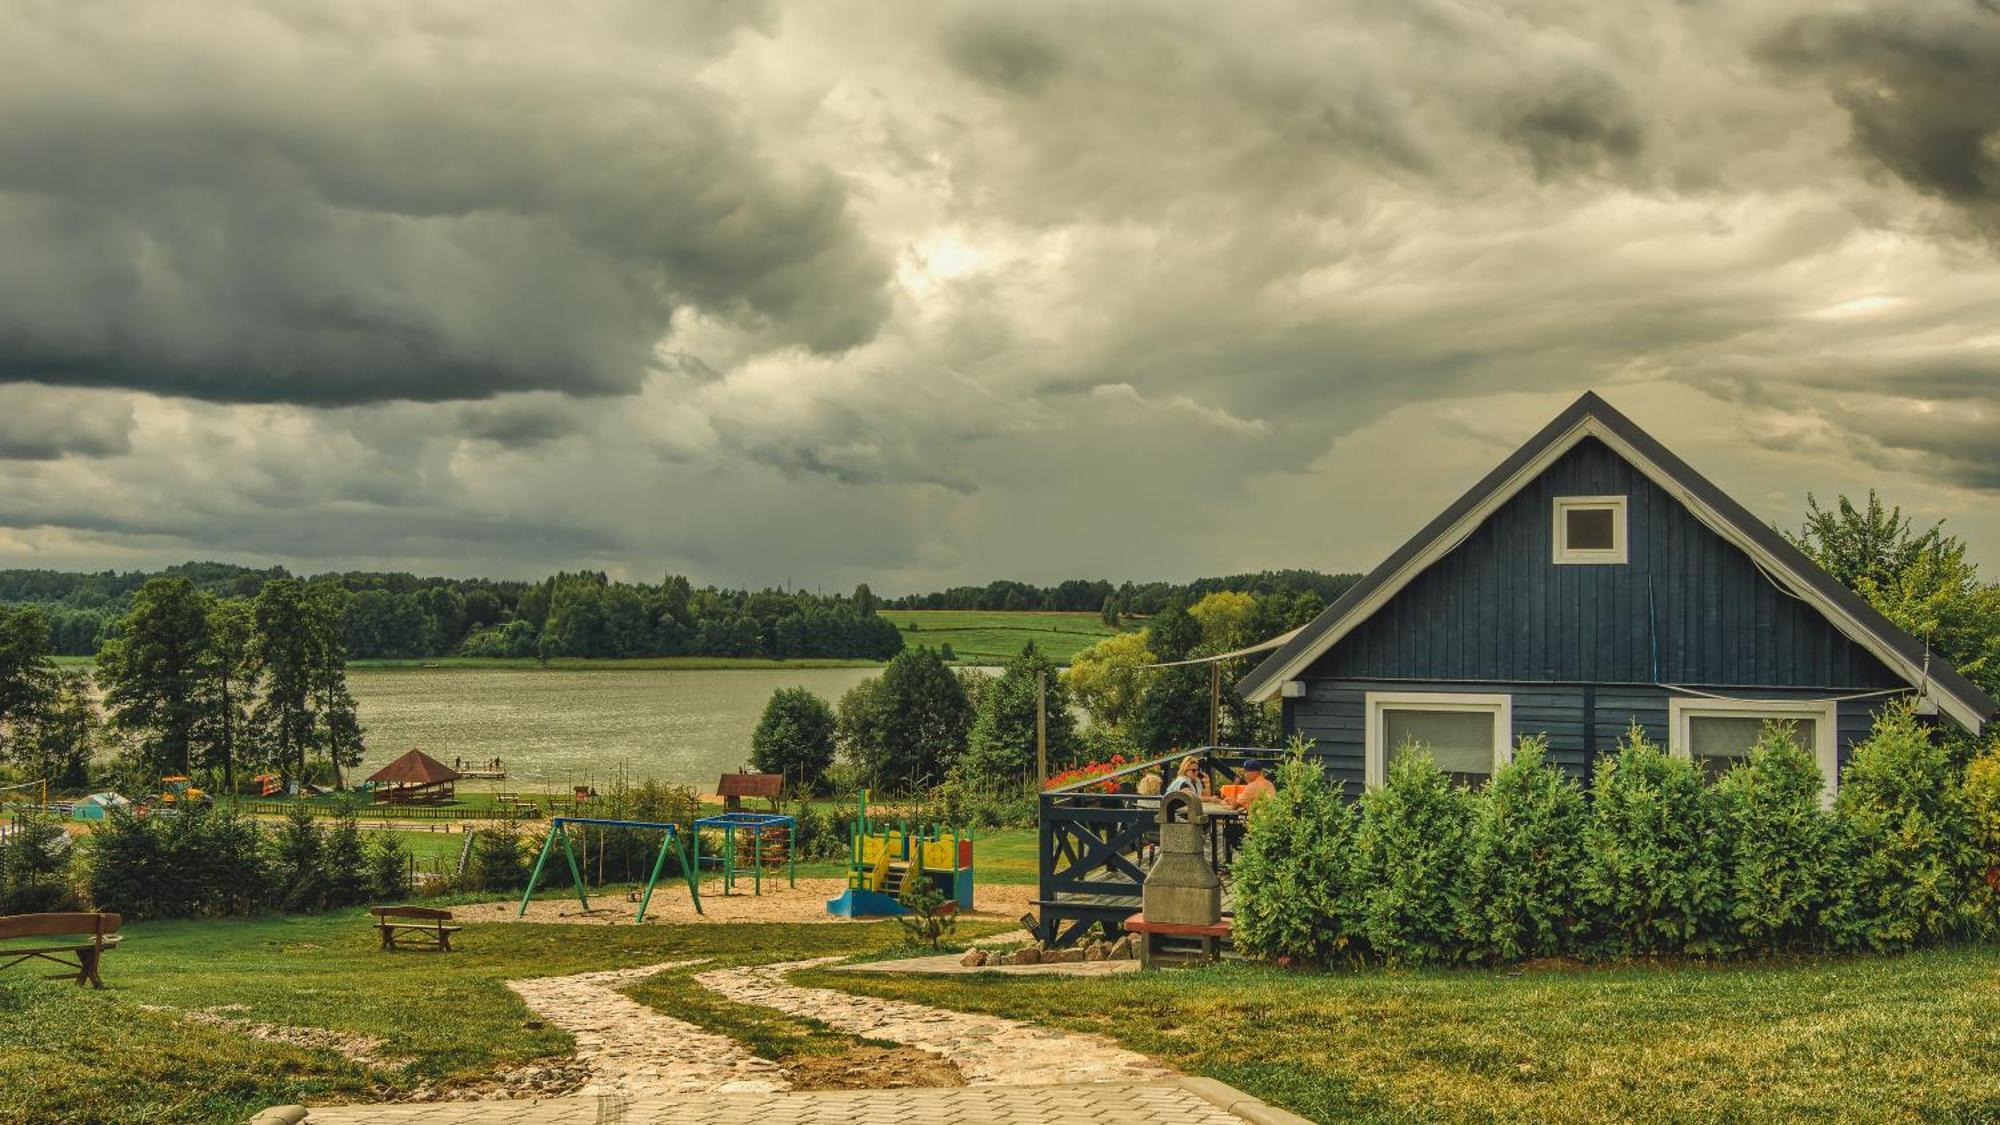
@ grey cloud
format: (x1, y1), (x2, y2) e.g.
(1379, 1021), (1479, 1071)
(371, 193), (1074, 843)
(945, 19), (1066, 94)
(0, 2), (889, 407)
(1760, 4), (2000, 234)
(0, 387), (134, 460)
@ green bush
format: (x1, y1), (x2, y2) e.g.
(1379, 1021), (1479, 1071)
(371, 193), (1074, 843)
(270, 806), (326, 913)
(1711, 723), (1853, 954)
(1838, 703), (1974, 951)
(1578, 725), (1727, 956)
(1353, 748), (1477, 965)
(367, 832), (412, 901)
(1966, 742), (2000, 938)
(473, 819), (531, 892)
(1457, 737), (1587, 962)
(85, 804), (266, 919)
(1, 813), (78, 914)
(321, 810), (370, 908)
(1233, 738), (1360, 965)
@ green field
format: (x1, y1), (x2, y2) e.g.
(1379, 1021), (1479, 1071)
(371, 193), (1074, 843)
(878, 609), (1125, 664)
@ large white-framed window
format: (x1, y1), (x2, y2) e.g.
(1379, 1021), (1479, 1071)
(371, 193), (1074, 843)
(1553, 495), (1628, 564)
(1364, 692), (1513, 788)
(1667, 697), (1840, 806)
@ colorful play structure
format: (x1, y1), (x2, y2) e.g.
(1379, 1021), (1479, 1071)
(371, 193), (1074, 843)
(692, 812), (796, 896)
(825, 791), (974, 918)
(518, 816), (701, 922)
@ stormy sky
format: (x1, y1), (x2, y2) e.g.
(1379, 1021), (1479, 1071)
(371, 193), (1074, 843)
(2, 0), (1998, 589)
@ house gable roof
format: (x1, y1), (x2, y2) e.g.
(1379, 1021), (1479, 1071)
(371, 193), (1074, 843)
(1237, 391), (1998, 732)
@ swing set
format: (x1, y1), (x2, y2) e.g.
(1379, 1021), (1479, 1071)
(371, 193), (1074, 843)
(517, 816), (701, 922)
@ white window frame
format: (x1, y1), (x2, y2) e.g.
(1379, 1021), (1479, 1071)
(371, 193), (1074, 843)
(1667, 696), (1840, 807)
(1553, 495), (1628, 564)
(1364, 691), (1513, 788)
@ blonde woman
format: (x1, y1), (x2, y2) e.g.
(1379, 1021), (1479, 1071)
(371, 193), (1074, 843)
(1164, 755), (1208, 798)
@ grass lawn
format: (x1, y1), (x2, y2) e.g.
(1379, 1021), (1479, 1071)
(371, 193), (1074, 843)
(878, 609), (1124, 665)
(805, 947), (2000, 1124)
(346, 655), (882, 671)
(0, 911), (979, 1125)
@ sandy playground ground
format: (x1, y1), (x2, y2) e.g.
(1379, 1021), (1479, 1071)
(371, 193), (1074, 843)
(464, 877), (1037, 927)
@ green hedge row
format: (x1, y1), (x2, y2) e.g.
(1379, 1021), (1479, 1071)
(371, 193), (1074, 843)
(1235, 704), (2000, 965)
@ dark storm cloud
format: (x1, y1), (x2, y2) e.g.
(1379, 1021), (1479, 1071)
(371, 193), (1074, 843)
(0, 2), (889, 407)
(1497, 71), (1647, 182)
(945, 19), (1066, 94)
(1761, 2), (2000, 234)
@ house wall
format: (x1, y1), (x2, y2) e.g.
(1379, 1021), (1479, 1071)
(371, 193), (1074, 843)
(1303, 436), (1905, 690)
(1283, 679), (1898, 795)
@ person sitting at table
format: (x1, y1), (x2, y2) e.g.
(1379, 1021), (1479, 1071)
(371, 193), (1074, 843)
(1164, 755), (1208, 798)
(1226, 759), (1277, 812)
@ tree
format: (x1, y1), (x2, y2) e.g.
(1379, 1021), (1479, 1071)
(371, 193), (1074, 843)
(196, 599), (258, 793)
(1457, 737), (1587, 962)
(308, 584), (364, 788)
(1789, 491), (2000, 698)
(852, 583), (877, 616)
(16, 670), (100, 790)
(98, 578), (214, 778)
(751, 687), (838, 793)
(961, 642), (1079, 790)
(250, 579), (320, 783)
(837, 647), (971, 790)
(0, 605), (56, 763)
(1099, 595), (1121, 629)
(1838, 702), (1974, 951)
(1188, 590), (1258, 652)
(1064, 631), (1157, 731)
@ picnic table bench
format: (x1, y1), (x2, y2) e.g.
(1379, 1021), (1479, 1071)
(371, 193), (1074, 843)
(370, 906), (461, 951)
(0, 912), (122, 988)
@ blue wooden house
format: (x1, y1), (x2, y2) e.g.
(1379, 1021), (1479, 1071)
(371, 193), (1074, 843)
(1237, 392), (1996, 803)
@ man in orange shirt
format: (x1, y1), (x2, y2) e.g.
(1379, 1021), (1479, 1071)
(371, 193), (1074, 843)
(1227, 760), (1277, 811)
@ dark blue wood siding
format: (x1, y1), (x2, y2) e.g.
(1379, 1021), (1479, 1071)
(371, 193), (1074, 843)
(1285, 679), (1902, 795)
(1303, 437), (1902, 690)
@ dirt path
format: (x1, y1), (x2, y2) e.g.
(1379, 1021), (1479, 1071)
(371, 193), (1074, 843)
(505, 961), (789, 1097)
(693, 959), (1173, 1086)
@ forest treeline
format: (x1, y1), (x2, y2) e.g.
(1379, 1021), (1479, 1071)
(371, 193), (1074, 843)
(0, 563), (1358, 662)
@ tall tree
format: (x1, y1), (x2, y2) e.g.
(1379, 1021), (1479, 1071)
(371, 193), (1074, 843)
(196, 599), (258, 793)
(961, 641), (1080, 790)
(98, 578), (214, 778)
(17, 669), (99, 790)
(308, 583), (364, 788)
(836, 646), (972, 790)
(1789, 492), (2000, 698)
(751, 686), (838, 792)
(250, 579), (318, 784)
(0, 607), (58, 767)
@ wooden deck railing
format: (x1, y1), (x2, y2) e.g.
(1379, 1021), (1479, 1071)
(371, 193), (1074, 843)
(1035, 746), (1266, 947)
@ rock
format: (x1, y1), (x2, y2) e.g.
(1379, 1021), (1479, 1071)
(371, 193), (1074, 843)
(1109, 935), (1136, 960)
(1047, 948), (1086, 964)
(1006, 947), (1042, 966)
(1084, 942), (1110, 962)
(959, 949), (989, 967)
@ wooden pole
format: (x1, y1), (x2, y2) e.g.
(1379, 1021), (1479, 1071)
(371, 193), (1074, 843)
(1209, 662), (1221, 747)
(1036, 670), (1048, 786)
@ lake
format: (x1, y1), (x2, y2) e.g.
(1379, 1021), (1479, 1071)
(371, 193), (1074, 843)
(346, 666), (889, 792)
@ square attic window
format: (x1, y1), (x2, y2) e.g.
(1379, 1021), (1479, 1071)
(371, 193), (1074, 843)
(1554, 496), (1627, 564)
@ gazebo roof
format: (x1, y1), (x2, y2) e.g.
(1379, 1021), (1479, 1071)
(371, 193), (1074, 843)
(717, 772), (783, 799)
(367, 749), (461, 786)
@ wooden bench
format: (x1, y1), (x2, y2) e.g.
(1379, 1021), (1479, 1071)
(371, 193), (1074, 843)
(0, 912), (122, 988)
(370, 906), (461, 951)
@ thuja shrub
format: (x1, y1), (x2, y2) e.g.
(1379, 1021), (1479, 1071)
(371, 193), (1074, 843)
(322, 809), (371, 908)
(86, 805), (266, 919)
(271, 805), (328, 913)
(1578, 725), (1727, 956)
(1838, 702), (1974, 951)
(1457, 737), (1587, 962)
(1234, 738), (1361, 965)
(473, 818), (532, 891)
(1965, 742), (2000, 937)
(1352, 748), (1477, 965)
(367, 831), (413, 901)
(1711, 724), (1852, 954)
(0, 813), (79, 914)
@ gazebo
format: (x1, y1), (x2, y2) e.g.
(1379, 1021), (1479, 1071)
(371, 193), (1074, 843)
(366, 749), (461, 806)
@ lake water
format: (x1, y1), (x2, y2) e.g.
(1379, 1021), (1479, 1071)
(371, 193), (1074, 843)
(346, 666), (889, 792)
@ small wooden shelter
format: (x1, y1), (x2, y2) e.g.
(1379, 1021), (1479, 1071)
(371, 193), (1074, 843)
(717, 771), (783, 812)
(367, 749), (461, 806)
